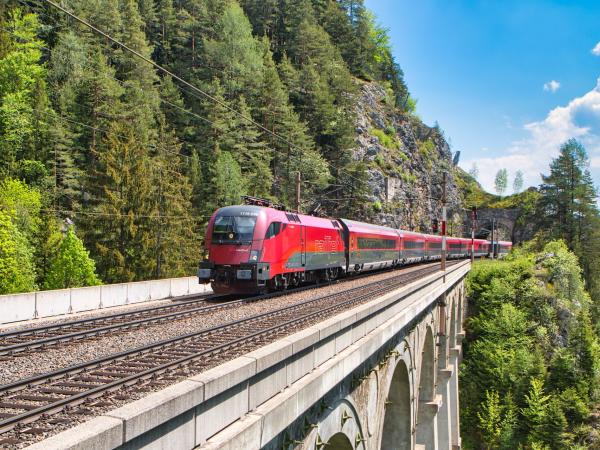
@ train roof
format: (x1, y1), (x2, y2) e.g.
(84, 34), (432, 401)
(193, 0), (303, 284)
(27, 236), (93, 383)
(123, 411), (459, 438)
(215, 205), (342, 229)
(398, 230), (428, 241)
(338, 218), (399, 237)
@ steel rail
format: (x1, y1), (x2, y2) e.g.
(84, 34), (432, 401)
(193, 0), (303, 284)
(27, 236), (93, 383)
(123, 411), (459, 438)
(0, 261), (444, 356)
(0, 262), (453, 435)
(0, 293), (216, 339)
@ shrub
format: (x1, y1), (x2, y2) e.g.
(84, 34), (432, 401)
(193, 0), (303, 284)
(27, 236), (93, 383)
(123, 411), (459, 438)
(370, 127), (400, 150)
(44, 227), (101, 289)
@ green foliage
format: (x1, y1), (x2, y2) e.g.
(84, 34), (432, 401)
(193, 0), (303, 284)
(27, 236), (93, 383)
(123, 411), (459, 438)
(0, 209), (36, 293)
(513, 170), (524, 194)
(541, 240), (590, 308)
(0, 0), (433, 287)
(370, 127), (400, 150)
(0, 177), (41, 239)
(521, 378), (550, 444)
(461, 244), (600, 449)
(14, 159), (47, 186)
(399, 169), (417, 185)
(477, 390), (502, 449)
(0, 9), (49, 174)
(418, 139), (435, 169)
(89, 122), (156, 282)
(494, 168), (508, 195)
(44, 227), (100, 289)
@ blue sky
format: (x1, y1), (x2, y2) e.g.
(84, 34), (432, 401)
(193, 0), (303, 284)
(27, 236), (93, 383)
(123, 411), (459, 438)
(365, 0), (600, 193)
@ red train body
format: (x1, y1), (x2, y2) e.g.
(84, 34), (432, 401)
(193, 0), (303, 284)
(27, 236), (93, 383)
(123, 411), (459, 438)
(198, 204), (512, 294)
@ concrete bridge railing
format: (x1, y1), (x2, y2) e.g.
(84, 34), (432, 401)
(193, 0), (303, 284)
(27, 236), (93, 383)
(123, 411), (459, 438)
(32, 261), (470, 450)
(0, 277), (211, 324)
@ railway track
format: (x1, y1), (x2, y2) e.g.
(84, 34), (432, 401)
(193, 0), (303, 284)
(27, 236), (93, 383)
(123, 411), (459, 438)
(0, 294), (226, 356)
(0, 261), (453, 357)
(0, 262), (449, 442)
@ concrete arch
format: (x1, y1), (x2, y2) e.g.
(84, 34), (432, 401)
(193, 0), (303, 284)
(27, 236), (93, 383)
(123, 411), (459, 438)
(415, 326), (437, 448)
(326, 433), (354, 450)
(311, 398), (365, 450)
(380, 359), (412, 450)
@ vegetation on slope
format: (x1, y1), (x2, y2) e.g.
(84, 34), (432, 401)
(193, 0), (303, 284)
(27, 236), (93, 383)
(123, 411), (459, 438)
(462, 242), (600, 449)
(0, 0), (416, 291)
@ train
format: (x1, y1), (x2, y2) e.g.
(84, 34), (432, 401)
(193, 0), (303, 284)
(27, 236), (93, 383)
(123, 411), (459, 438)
(198, 201), (512, 294)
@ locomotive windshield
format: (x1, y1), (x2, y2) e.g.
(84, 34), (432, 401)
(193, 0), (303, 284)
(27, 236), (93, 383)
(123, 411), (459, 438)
(211, 215), (257, 244)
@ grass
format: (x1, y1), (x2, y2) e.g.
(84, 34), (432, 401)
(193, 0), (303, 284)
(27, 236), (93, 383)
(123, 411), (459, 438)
(370, 127), (401, 150)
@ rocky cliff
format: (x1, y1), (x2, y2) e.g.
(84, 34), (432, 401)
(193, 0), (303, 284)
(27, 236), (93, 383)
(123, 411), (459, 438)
(352, 81), (464, 233)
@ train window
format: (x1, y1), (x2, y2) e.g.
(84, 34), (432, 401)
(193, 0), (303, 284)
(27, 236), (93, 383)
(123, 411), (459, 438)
(404, 241), (424, 249)
(357, 238), (396, 249)
(265, 222), (282, 239)
(428, 242), (442, 249)
(212, 215), (257, 244)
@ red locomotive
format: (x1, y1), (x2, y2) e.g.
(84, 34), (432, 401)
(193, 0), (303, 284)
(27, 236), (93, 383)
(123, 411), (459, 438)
(198, 199), (512, 294)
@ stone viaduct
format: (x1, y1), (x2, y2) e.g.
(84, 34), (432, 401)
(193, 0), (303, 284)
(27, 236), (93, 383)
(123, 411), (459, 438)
(33, 261), (470, 450)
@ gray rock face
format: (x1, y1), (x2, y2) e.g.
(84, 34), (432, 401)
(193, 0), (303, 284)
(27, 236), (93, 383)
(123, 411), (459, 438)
(351, 81), (463, 233)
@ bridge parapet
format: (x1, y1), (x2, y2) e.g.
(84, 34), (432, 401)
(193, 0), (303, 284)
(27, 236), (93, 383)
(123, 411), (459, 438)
(30, 261), (470, 450)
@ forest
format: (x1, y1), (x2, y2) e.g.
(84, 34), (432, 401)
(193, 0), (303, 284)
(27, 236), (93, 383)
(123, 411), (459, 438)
(461, 139), (600, 449)
(2, 1), (600, 447)
(0, 0), (414, 291)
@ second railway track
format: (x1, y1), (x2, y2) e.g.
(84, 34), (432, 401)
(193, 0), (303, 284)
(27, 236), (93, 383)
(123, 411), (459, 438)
(0, 262), (451, 442)
(0, 293), (226, 356)
(0, 261), (452, 357)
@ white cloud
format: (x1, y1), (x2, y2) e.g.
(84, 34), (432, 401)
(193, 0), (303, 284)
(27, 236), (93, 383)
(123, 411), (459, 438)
(462, 78), (600, 193)
(592, 42), (600, 56)
(543, 80), (560, 93)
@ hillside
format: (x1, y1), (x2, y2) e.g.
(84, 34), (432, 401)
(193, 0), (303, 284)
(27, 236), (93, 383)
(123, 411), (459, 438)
(349, 81), (462, 231)
(454, 168), (541, 242)
(462, 243), (600, 449)
(0, 0), (468, 289)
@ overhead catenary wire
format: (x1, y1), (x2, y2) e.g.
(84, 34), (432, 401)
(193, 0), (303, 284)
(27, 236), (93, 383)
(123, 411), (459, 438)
(36, 0), (369, 188)
(41, 208), (208, 221)
(0, 25), (217, 156)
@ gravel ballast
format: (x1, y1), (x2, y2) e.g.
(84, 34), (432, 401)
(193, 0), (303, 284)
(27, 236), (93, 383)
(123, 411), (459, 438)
(0, 262), (456, 448)
(0, 266), (432, 385)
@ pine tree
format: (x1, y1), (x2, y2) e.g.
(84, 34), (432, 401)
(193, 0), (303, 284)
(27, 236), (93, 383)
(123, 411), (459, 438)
(90, 122), (155, 282)
(521, 378), (550, 444)
(44, 227), (101, 289)
(232, 96), (272, 198)
(213, 145), (245, 207)
(0, 9), (50, 175)
(117, 0), (160, 147)
(159, 75), (193, 153)
(538, 140), (600, 308)
(540, 397), (568, 450)
(477, 390), (503, 449)
(188, 149), (204, 213)
(203, 1), (264, 101)
(150, 122), (198, 278)
(568, 309), (600, 401)
(539, 139), (593, 247)
(34, 213), (63, 286)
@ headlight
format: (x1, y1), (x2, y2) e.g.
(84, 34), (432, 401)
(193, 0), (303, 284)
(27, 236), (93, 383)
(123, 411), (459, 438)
(249, 250), (259, 262)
